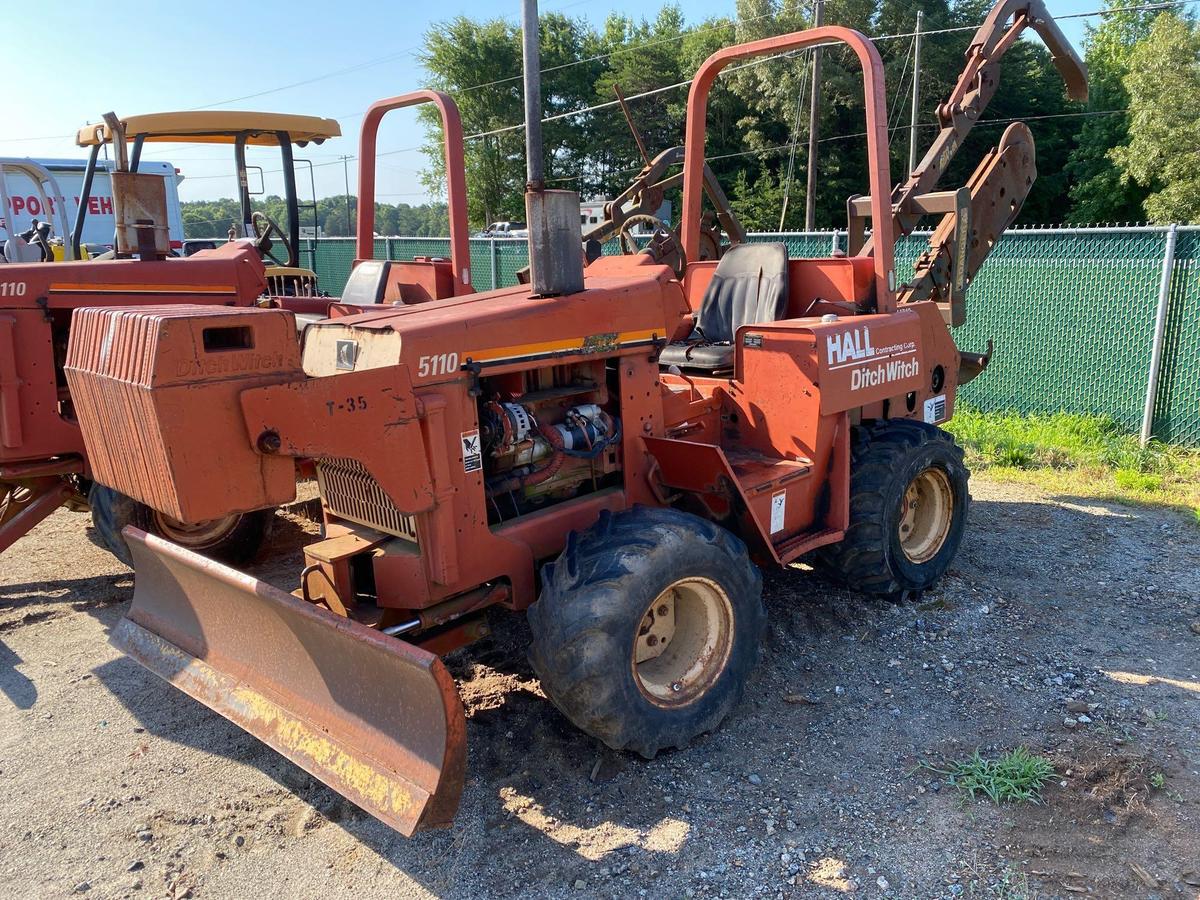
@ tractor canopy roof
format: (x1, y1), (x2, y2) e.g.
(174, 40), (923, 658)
(76, 112), (341, 148)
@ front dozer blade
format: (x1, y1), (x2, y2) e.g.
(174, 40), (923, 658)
(112, 528), (466, 836)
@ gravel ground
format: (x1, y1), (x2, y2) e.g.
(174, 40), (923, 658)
(1, 477), (1198, 900)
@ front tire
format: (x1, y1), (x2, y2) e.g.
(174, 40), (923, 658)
(820, 419), (969, 596)
(88, 484), (272, 567)
(528, 506), (765, 758)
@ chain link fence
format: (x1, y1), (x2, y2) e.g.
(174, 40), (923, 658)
(302, 225), (1200, 447)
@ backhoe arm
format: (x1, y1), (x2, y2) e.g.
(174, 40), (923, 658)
(891, 0), (1086, 237)
(850, 0), (1087, 325)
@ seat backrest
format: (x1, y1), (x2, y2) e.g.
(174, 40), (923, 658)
(3, 236), (42, 264)
(693, 242), (790, 343)
(341, 259), (391, 305)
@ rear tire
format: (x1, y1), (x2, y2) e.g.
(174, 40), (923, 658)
(819, 419), (969, 596)
(88, 484), (272, 567)
(528, 506), (765, 758)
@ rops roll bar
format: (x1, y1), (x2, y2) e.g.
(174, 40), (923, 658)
(357, 91), (472, 295)
(681, 26), (897, 311)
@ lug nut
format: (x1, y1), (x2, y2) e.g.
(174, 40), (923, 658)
(647, 635), (658, 646)
(671, 682), (682, 693)
(657, 604), (669, 616)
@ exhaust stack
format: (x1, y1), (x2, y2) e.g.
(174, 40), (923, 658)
(522, 0), (584, 296)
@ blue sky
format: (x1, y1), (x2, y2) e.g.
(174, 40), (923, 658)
(2, 0), (1098, 205)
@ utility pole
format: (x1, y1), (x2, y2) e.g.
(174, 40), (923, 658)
(340, 155), (352, 236)
(804, 0), (824, 231)
(908, 9), (924, 173)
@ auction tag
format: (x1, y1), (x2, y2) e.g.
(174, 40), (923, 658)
(770, 490), (786, 534)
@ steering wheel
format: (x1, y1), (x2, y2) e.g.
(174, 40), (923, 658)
(617, 214), (687, 278)
(251, 211), (294, 267)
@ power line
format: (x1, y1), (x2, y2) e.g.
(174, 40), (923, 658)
(4, 0), (1194, 158)
(545, 108), (1129, 184)
(99, 0), (1193, 200)
(719, 108), (1130, 162)
(183, 47), (423, 111)
(454, 0), (1197, 145)
(30, 0), (1189, 170)
(452, 9), (783, 95)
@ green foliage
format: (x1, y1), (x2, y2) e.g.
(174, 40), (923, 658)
(922, 748), (1055, 805)
(945, 406), (1200, 519)
(1065, 0), (1157, 223)
(1111, 12), (1200, 223)
(1112, 468), (1163, 492)
(418, 12), (602, 227)
(947, 407), (1175, 472)
(417, 2), (1086, 230)
(181, 195), (448, 239)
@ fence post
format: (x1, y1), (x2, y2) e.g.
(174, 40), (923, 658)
(1140, 223), (1177, 446)
(490, 237), (499, 290)
(831, 229), (840, 255)
(385, 236), (394, 261)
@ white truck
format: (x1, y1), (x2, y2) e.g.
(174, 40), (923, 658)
(479, 220), (528, 239)
(580, 197), (671, 234)
(1, 157), (184, 255)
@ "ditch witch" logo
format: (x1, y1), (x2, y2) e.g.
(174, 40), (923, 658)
(825, 327), (919, 390)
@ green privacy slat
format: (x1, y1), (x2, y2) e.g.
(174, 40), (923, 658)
(306, 229), (1198, 447)
(1156, 230), (1200, 445)
(952, 231), (1164, 438)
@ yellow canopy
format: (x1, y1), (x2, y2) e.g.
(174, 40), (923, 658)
(76, 111), (341, 147)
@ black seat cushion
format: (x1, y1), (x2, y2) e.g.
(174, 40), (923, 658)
(659, 242), (789, 373)
(658, 341), (737, 371)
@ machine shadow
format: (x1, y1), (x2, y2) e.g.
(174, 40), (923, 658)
(0, 639), (37, 708)
(0, 573), (133, 612)
(81, 493), (1156, 877)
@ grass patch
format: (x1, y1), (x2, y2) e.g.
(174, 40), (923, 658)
(945, 407), (1200, 521)
(922, 748), (1055, 805)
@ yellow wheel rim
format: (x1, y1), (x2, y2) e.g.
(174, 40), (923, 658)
(898, 467), (954, 564)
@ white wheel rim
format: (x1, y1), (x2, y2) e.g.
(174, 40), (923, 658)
(633, 576), (734, 707)
(151, 511), (241, 549)
(898, 467), (954, 564)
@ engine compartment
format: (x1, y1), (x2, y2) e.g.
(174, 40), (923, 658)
(477, 360), (623, 524)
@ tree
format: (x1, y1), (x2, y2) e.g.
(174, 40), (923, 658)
(1110, 12), (1200, 223)
(180, 196), (448, 239)
(386, 5), (1150, 234)
(1064, 0), (1157, 223)
(418, 13), (600, 228)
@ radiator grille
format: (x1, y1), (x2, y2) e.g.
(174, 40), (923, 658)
(316, 457), (418, 542)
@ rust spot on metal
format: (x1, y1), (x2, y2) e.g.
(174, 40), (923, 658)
(114, 529), (466, 835)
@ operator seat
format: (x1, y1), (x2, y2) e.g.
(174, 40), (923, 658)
(341, 259), (392, 306)
(3, 236), (43, 264)
(658, 242), (790, 373)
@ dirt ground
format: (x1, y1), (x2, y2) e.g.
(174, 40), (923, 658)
(1, 477), (1198, 900)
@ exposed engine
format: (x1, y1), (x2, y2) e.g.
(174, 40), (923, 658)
(478, 362), (623, 521)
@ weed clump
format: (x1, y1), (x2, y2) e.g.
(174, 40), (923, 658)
(923, 747), (1056, 805)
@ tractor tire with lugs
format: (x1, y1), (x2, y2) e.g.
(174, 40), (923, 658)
(88, 483), (272, 567)
(820, 418), (969, 596)
(528, 506), (765, 759)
